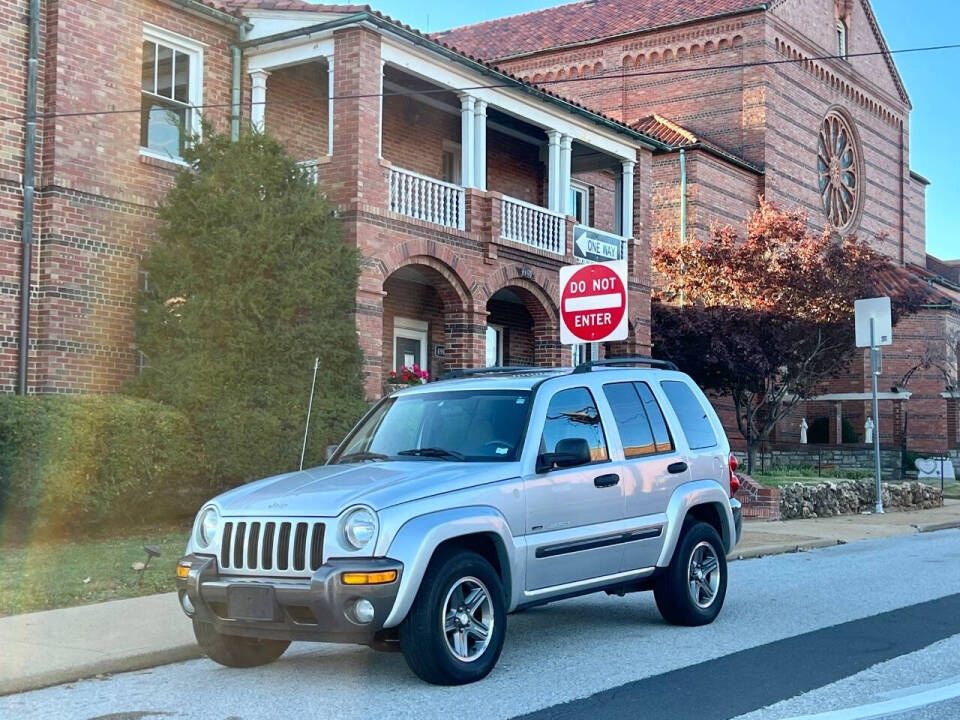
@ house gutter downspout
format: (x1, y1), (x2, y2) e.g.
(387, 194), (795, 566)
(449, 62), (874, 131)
(18, 0), (40, 394)
(679, 147), (687, 309)
(231, 23), (246, 140)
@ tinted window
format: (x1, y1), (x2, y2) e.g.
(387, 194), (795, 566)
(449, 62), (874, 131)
(541, 387), (608, 463)
(603, 383), (657, 458)
(660, 381), (717, 450)
(636, 382), (674, 452)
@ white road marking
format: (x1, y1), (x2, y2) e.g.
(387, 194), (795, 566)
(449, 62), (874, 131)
(563, 293), (622, 312)
(785, 677), (960, 720)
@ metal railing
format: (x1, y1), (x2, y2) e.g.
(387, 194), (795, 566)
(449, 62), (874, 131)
(500, 195), (565, 255)
(388, 166), (465, 230)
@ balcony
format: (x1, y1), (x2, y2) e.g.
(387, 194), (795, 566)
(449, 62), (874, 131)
(388, 166), (465, 230)
(500, 195), (566, 256)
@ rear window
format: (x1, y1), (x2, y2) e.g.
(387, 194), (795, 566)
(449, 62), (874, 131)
(660, 380), (717, 450)
(603, 382), (673, 458)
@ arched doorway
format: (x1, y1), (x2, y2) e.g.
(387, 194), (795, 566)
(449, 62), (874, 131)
(485, 283), (562, 368)
(382, 260), (471, 385)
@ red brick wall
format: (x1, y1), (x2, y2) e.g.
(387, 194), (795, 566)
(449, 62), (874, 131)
(264, 61), (328, 162)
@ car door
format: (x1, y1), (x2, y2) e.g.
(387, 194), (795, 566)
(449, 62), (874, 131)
(522, 386), (626, 591)
(602, 380), (692, 572)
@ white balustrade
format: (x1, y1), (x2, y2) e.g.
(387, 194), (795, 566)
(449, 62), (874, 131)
(297, 160), (320, 185)
(388, 166), (465, 230)
(500, 195), (566, 255)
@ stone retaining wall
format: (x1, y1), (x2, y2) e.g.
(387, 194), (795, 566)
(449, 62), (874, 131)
(777, 480), (942, 520)
(744, 447), (902, 476)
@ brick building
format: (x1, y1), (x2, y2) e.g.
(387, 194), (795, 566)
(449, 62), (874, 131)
(2, 0), (957, 451)
(439, 0), (960, 453)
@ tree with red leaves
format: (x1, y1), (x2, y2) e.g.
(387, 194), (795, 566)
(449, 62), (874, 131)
(652, 200), (924, 472)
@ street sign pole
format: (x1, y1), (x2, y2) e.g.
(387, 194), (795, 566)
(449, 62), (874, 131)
(870, 318), (884, 514)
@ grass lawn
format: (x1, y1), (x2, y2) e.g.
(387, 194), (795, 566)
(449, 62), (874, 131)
(0, 524), (190, 617)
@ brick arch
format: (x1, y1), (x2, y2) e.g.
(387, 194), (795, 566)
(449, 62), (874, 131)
(479, 272), (563, 368)
(377, 242), (474, 312)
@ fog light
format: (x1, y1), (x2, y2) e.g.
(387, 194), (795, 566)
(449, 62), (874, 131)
(352, 598), (375, 624)
(180, 591), (195, 615)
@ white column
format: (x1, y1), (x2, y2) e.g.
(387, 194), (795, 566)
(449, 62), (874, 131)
(326, 56), (335, 155)
(560, 134), (573, 215)
(249, 69), (269, 132)
(621, 159), (635, 238)
(378, 59), (385, 158)
(474, 99), (487, 190)
(546, 130), (561, 211)
(459, 94), (475, 188)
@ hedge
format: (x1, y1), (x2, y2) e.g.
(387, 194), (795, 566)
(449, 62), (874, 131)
(0, 395), (206, 531)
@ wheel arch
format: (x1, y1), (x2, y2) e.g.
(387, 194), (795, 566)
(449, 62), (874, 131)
(656, 480), (736, 567)
(381, 506), (519, 628)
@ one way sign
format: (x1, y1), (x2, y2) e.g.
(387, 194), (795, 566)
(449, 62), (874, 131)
(573, 225), (626, 264)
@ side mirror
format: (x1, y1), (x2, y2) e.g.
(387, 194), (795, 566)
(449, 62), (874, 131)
(324, 444), (339, 462)
(537, 437), (592, 473)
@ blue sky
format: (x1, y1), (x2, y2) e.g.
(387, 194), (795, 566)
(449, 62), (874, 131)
(364, 0), (958, 260)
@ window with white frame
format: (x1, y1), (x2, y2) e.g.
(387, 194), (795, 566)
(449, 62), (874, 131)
(485, 325), (504, 367)
(141, 26), (203, 161)
(570, 181), (591, 226)
(442, 140), (462, 184)
(836, 21), (848, 58)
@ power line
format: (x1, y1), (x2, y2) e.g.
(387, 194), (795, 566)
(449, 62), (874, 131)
(1, 42), (957, 125)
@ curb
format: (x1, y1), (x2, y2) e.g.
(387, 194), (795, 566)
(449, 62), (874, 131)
(729, 538), (843, 561)
(0, 645), (202, 697)
(913, 520), (960, 534)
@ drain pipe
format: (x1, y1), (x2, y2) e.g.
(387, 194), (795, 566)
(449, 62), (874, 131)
(230, 23), (246, 140)
(18, 0), (40, 394)
(678, 147), (687, 309)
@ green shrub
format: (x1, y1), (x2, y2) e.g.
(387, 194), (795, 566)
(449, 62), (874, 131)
(130, 129), (366, 486)
(0, 395), (204, 533)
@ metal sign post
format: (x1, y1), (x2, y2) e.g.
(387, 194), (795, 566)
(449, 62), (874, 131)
(855, 297), (892, 515)
(869, 319), (883, 513)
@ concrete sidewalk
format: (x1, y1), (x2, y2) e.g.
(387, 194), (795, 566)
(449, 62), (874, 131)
(2, 500), (959, 696)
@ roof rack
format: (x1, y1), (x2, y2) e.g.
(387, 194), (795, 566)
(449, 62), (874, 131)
(439, 366), (557, 381)
(572, 356), (678, 374)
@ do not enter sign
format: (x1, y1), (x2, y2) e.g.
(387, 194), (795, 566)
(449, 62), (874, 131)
(559, 260), (629, 345)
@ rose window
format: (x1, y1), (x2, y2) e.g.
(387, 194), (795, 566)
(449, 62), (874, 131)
(817, 110), (862, 231)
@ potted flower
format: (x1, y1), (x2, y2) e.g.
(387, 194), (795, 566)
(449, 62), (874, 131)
(386, 363), (429, 392)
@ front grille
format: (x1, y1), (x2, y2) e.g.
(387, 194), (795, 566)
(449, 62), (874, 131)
(218, 518), (325, 576)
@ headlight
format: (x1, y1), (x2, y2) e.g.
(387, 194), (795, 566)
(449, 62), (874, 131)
(196, 506), (219, 548)
(342, 506), (377, 550)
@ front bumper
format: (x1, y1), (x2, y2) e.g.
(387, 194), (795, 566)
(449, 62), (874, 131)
(176, 554), (403, 644)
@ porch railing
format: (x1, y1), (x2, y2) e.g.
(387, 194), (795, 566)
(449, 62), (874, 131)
(500, 195), (565, 256)
(297, 159), (320, 185)
(388, 166), (465, 230)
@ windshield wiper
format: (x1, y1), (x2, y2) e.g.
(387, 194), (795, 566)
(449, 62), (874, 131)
(396, 447), (466, 461)
(336, 451), (389, 464)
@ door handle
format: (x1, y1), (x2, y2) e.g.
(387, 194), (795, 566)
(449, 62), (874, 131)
(667, 461), (688, 474)
(594, 473), (620, 488)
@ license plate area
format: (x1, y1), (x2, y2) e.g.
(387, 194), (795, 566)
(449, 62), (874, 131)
(226, 585), (277, 621)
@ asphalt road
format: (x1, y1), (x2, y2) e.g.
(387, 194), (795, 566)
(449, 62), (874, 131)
(4, 529), (960, 720)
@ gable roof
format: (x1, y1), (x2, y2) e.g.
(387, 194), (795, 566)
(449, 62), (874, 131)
(631, 114), (762, 173)
(433, 0), (767, 61)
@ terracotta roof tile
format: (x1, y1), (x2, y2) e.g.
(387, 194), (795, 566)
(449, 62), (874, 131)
(631, 114), (699, 147)
(191, 0), (247, 18)
(433, 0), (765, 61)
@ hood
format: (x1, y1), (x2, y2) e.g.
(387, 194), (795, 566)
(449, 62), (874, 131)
(211, 460), (514, 516)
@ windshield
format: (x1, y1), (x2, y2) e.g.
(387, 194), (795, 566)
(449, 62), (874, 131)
(332, 389), (531, 463)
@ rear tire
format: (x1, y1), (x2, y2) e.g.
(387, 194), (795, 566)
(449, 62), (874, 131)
(654, 521), (727, 626)
(193, 620), (290, 668)
(399, 549), (506, 685)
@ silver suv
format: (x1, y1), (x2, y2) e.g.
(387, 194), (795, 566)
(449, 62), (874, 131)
(176, 358), (742, 685)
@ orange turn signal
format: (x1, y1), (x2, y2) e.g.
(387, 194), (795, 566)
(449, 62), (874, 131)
(176, 562), (191, 579)
(341, 570), (398, 585)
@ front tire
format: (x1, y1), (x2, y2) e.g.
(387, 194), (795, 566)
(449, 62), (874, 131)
(193, 619), (290, 668)
(654, 521), (727, 626)
(399, 549), (506, 685)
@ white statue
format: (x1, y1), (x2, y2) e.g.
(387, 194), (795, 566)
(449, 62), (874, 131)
(865, 416), (875, 444)
(800, 418), (808, 444)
